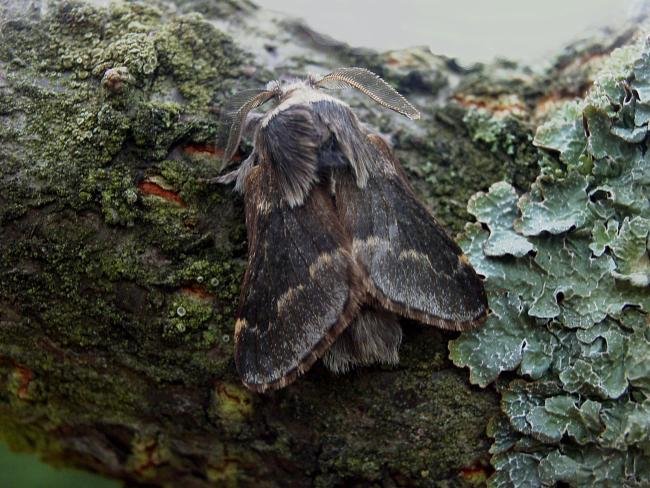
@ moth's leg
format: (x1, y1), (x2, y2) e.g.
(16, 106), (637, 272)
(323, 308), (402, 374)
(199, 152), (256, 187)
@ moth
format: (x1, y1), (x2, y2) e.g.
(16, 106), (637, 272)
(218, 67), (488, 392)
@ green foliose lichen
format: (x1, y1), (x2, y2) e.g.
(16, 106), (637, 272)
(450, 37), (650, 487)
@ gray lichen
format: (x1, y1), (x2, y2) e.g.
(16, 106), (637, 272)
(450, 36), (650, 487)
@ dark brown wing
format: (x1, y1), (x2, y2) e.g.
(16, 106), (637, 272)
(235, 163), (363, 392)
(335, 135), (488, 330)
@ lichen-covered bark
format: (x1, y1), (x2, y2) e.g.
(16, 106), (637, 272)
(0, 0), (638, 486)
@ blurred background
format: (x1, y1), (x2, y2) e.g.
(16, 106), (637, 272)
(0, 0), (645, 486)
(0, 442), (117, 488)
(258, 0), (645, 64)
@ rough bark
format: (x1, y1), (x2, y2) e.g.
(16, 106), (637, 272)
(0, 0), (639, 486)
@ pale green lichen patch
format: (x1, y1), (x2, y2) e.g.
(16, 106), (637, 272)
(515, 172), (591, 236)
(450, 37), (650, 487)
(607, 217), (650, 286)
(533, 101), (588, 171)
(467, 182), (535, 257)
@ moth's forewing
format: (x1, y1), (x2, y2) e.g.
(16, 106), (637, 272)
(335, 134), (488, 331)
(235, 163), (363, 392)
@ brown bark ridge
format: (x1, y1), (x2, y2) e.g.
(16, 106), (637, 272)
(0, 0), (639, 485)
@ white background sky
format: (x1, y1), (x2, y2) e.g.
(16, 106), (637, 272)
(256, 0), (645, 63)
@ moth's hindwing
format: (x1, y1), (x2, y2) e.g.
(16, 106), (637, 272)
(336, 135), (488, 330)
(235, 163), (363, 392)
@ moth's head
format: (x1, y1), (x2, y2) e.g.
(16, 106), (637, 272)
(263, 78), (311, 103)
(220, 67), (420, 169)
